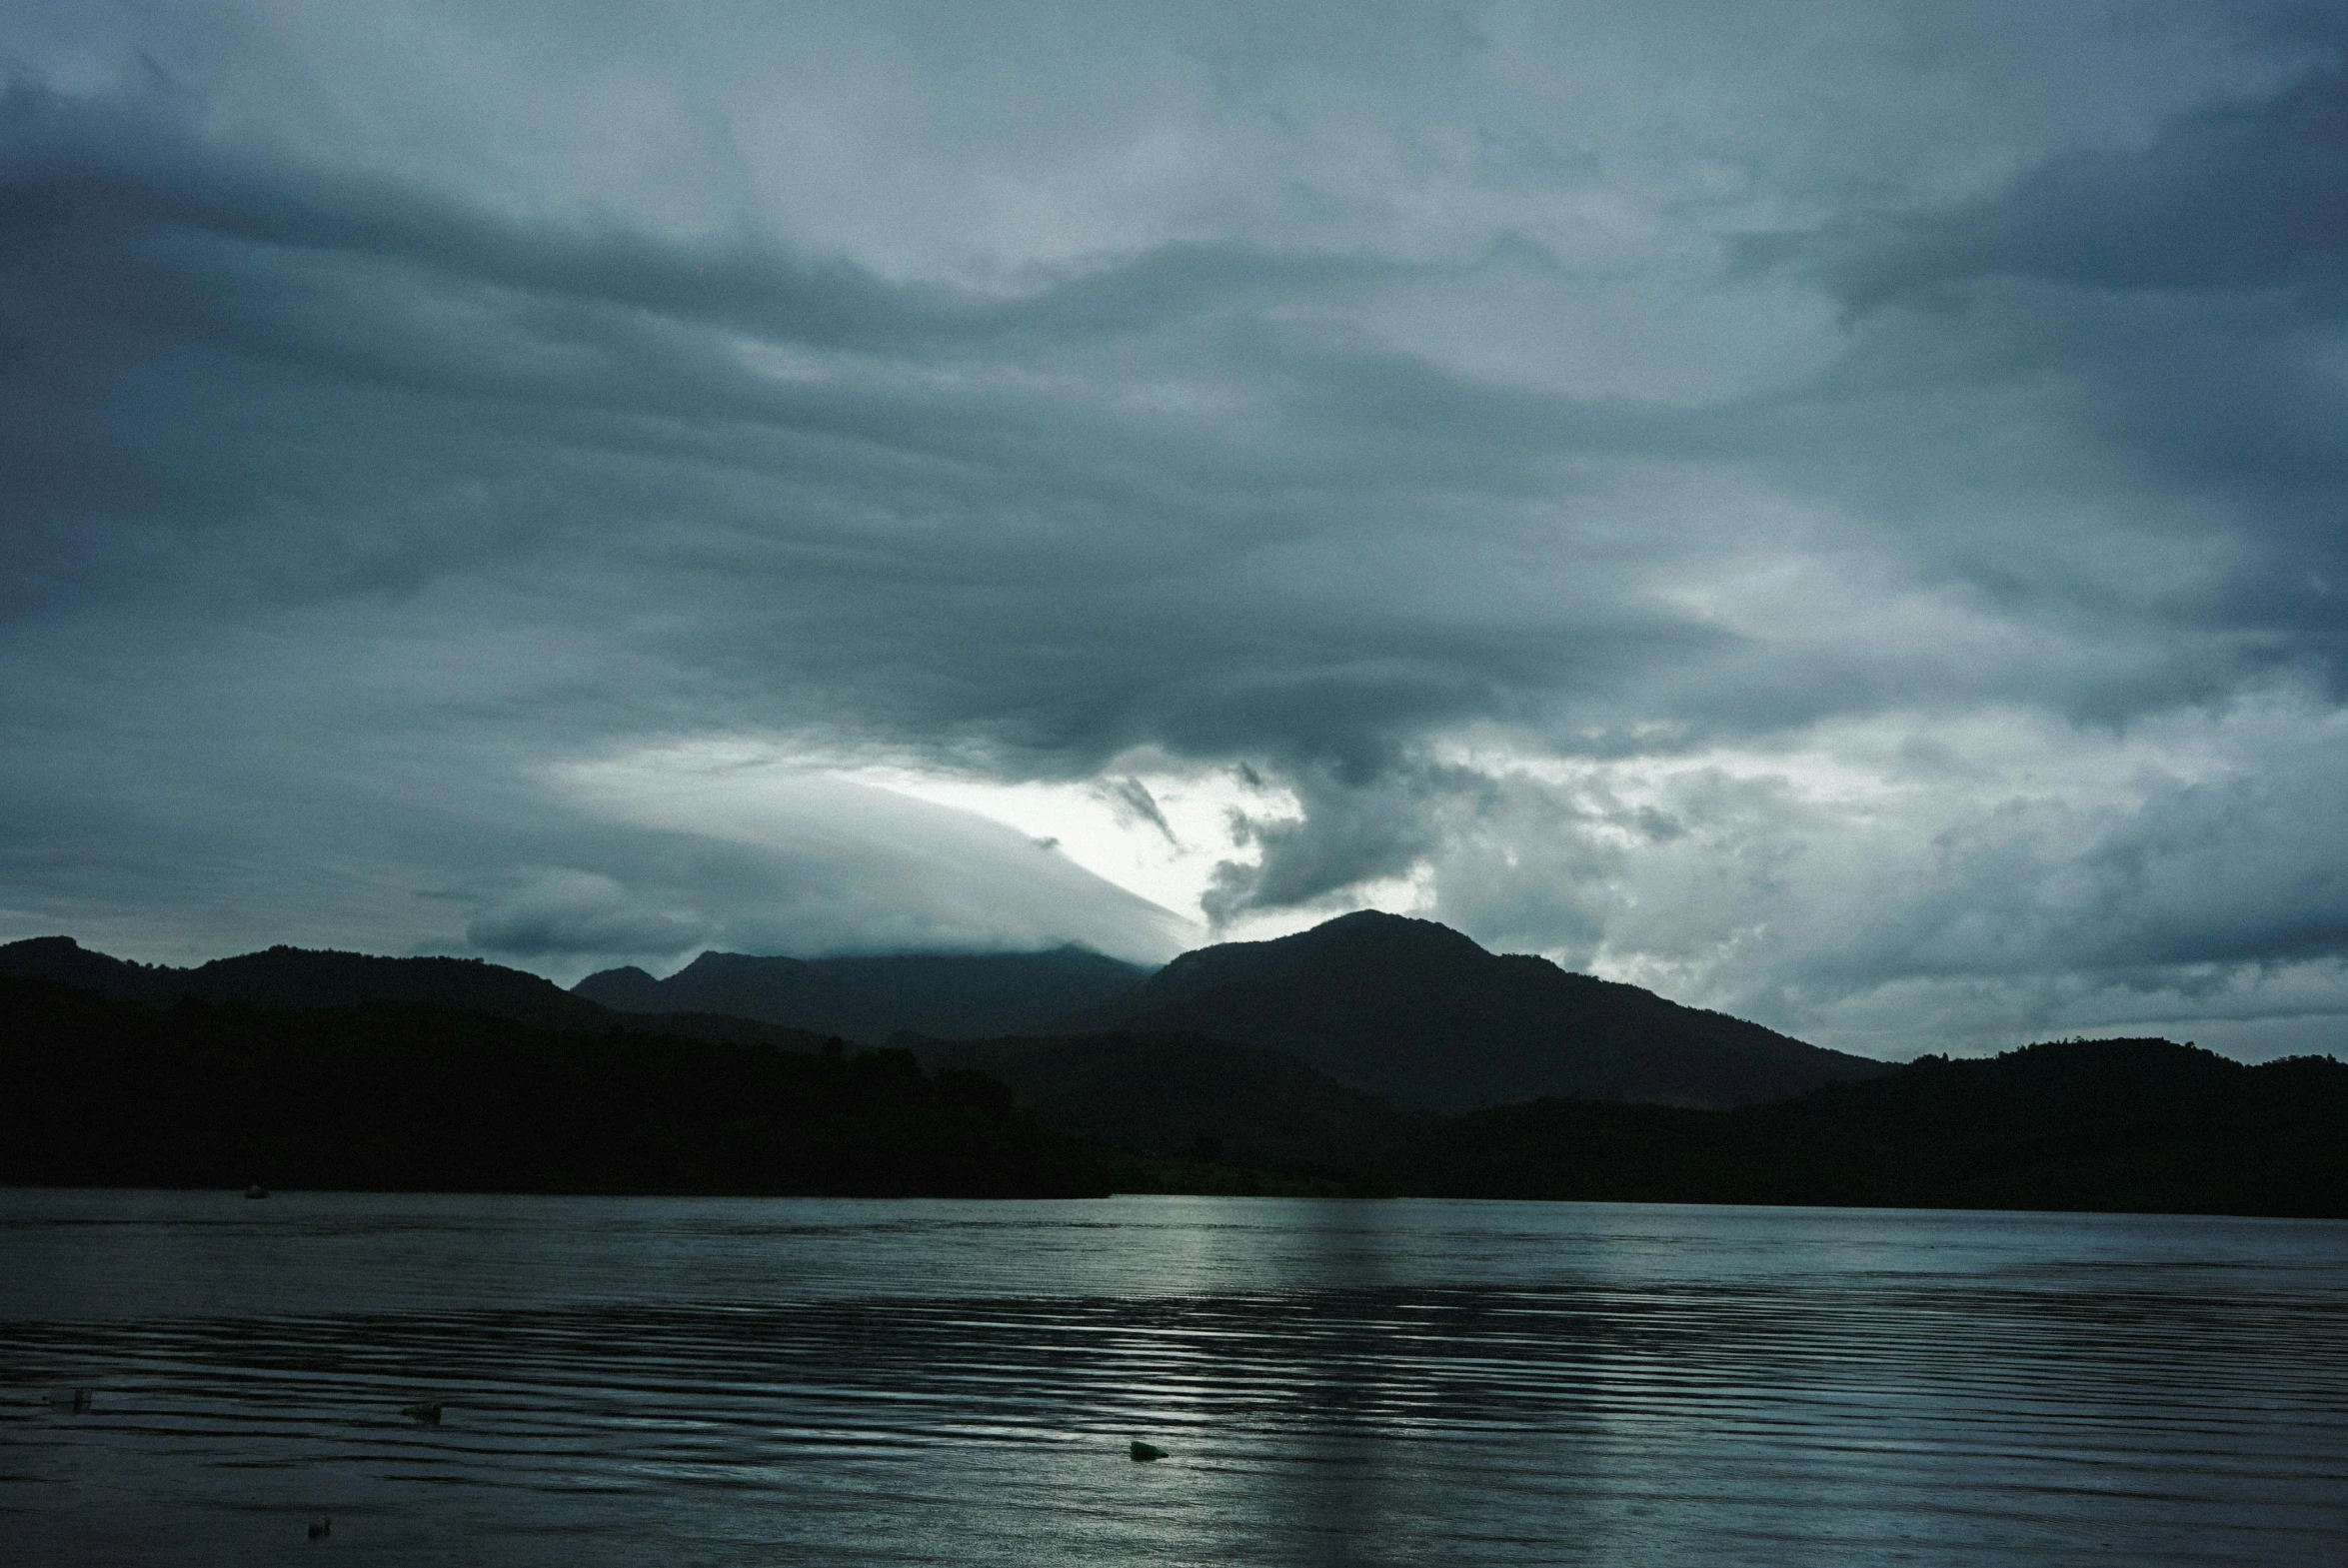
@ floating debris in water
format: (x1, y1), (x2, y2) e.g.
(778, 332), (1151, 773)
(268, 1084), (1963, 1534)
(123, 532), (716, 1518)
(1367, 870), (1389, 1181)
(1129, 1440), (1167, 1462)
(43, 1389), (94, 1413)
(307, 1516), (332, 1540)
(401, 1401), (443, 1425)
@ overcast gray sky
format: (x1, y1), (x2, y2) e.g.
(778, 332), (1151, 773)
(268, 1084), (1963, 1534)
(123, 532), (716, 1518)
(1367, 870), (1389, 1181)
(5, 1), (2346, 1059)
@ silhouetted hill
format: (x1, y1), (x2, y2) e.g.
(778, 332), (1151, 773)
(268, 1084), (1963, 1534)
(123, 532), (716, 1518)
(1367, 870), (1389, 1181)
(1378, 1037), (2348, 1217)
(0, 935), (167, 998)
(576, 946), (1150, 1042)
(0, 976), (1105, 1197)
(907, 1031), (1420, 1172)
(186, 945), (612, 1025)
(0, 936), (829, 1051)
(1052, 910), (1889, 1113)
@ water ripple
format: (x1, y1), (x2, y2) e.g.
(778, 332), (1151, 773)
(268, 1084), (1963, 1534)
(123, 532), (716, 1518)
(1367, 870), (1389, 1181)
(3, 1193), (2344, 1566)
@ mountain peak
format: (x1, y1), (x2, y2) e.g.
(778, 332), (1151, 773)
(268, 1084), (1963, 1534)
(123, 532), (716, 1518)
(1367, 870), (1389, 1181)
(676, 950), (812, 976)
(1131, 909), (1493, 1010)
(1298, 908), (1481, 946)
(0, 934), (162, 997)
(572, 964), (665, 1010)
(4, 934), (85, 954)
(1055, 909), (1889, 1113)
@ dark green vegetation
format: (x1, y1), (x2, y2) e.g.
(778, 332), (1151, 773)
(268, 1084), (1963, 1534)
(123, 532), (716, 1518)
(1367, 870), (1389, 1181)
(1373, 1040), (2348, 1218)
(577, 946), (1148, 1042)
(0, 978), (1107, 1197)
(1047, 911), (1890, 1112)
(912, 1031), (1413, 1175)
(908, 1029), (2348, 1217)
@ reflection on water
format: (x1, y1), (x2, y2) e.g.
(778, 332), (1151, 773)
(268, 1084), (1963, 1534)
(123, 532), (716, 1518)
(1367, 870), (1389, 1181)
(2, 1191), (2343, 1565)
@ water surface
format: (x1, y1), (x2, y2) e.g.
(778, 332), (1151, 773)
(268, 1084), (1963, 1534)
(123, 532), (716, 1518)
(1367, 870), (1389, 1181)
(3, 1189), (2342, 1565)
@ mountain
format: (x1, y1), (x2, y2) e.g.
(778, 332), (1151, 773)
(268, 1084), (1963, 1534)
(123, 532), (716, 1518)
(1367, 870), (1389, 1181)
(10, 925), (2337, 1214)
(575, 946), (1150, 1043)
(1050, 910), (1889, 1113)
(0, 935), (163, 998)
(1375, 1037), (2348, 1217)
(0, 936), (828, 1050)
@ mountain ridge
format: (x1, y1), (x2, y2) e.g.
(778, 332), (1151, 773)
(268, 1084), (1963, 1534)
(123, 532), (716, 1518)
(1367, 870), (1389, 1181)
(4, 934), (2340, 1216)
(1048, 909), (1889, 1112)
(4, 915), (1894, 1113)
(1376, 1036), (2348, 1216)
(0, 935), (831, 1051)
(575, 945), (1150, 1043)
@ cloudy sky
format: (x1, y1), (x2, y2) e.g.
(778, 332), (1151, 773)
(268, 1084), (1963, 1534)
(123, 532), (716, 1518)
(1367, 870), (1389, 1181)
(5, 2), (2346, 1060)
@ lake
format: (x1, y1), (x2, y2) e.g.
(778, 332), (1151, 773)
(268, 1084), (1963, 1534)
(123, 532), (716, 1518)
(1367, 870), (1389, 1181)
(2, 1190), (2342, 1565)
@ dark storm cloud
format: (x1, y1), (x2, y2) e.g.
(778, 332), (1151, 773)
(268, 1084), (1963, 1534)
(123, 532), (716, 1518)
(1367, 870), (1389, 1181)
(1810, 67), (2348, 301)
(3, 3), (2346, 1053)
(0, 69), (1410, 366)
(1772, 61), (2348, 684)
(0, 57), (1713, 777)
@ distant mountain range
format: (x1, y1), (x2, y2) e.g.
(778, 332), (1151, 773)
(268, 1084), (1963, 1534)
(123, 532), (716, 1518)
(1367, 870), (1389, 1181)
(575, 946), (1147, 1043)
(3, 915), (1894, 1135)
(0, 936), (828, 1051)
(10, 918), (2339, 1216)
(578, 911), (1888, 1114)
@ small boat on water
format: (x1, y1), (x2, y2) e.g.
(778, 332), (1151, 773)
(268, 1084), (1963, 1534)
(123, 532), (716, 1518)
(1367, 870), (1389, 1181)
(43, 1389), (94, 1413)
(245, 1184), (269, 1199)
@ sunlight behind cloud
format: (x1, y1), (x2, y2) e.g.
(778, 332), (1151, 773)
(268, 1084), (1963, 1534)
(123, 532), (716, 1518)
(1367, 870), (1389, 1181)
(552, 740), (1196, 962)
